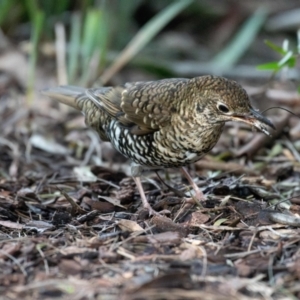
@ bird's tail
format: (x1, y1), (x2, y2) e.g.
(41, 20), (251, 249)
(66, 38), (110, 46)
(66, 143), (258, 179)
(42, 86), (86, 110)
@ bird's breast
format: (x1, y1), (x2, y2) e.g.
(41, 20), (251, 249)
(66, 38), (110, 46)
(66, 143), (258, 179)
(106, 120), (224, 168)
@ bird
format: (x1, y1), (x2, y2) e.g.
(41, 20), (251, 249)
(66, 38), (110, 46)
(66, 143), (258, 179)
(43, 75), (275, 215)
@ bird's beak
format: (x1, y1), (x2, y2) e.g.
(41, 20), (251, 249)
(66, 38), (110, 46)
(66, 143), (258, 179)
(232, 108), (275, 136)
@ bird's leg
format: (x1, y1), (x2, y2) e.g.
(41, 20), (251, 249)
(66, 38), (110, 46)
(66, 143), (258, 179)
(180, 167), (205, 204)
(131, 163), (164, 216)
(132, 176), (160, 216)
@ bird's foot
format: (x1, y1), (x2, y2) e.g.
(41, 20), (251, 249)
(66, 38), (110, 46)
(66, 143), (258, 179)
(133, 176), (170, 217)
(184, 188), (206, 205)
(180, 167), (206, 206)
(142, 203), (171, 217)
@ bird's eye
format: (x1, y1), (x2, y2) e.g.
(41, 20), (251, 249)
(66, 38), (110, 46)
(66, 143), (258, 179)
(217, 103), (230, 114)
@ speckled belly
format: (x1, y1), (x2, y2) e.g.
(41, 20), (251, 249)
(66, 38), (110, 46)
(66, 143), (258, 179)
(107, 120), (224, 168)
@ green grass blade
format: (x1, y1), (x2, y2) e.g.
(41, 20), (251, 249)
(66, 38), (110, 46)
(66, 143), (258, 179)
(26, 9), (45, 104)
(256, 61), (280, 71)
(297, 29), (300, 54)
(68, 13), (82, 84)
(81, 10), (102, 70)
(264, 40), (286, 55)
(24, 0), (39, 22)
(80, 9), (107, 86)
(0, 0), (15, 26)
(115, 0), (143, 48)
(100, 0), (193, 84)
(212, 7), (268, 69)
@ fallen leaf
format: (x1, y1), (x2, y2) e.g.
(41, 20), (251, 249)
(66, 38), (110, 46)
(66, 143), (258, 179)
(117, 219), (144, 232)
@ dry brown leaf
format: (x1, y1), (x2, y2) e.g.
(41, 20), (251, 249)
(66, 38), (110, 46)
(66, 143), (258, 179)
(117, 219), (144, 232)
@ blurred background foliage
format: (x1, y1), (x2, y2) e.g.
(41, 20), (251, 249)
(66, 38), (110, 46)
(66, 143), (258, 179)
(0, 0), (299, 97)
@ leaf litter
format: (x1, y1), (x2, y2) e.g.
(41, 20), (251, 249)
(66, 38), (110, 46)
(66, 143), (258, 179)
(1, 90), (300, 300)
(1, 58), (300, 300)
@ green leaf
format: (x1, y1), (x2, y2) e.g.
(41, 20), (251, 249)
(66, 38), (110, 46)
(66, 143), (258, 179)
(257, 38), (298, 73)
(256, 62), (280, 71)
(286, 56), (296, 68)
(278, 50), (293, 67)
(264, 40), (286, 55)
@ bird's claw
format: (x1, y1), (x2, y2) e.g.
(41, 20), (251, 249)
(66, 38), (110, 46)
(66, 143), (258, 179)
(143, 205), (171, 217)
(183, 190), (206, 206)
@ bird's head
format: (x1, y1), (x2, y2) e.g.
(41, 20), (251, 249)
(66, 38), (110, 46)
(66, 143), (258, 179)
(190, 76), (275, 136)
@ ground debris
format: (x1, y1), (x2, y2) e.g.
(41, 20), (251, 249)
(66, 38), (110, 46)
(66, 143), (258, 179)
(1, 76), (300, 300)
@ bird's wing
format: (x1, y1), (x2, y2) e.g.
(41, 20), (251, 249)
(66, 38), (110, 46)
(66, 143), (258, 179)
(81, 78), (188, 135)
(120, 78), (189, 135)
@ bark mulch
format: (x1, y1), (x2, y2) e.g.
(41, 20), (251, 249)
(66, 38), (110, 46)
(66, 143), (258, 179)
(1, 87), (300, 300)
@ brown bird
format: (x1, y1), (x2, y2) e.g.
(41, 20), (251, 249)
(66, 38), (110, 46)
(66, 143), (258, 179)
(43, 75), (274, 215)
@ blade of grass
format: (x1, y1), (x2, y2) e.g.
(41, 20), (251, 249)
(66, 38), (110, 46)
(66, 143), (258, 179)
(297, 29), (300, 54)
(211, 7), (268, 70)
(115, 0), (143, 48)
(68, 13), (82, 84)
(99, 0), (193, 85)
(24, 0), (39, 22)
(95, 1), (109, 74)
(81, 10), (102, 71)
(256, 61), (280, 71)
(26, 9), (44, 104)
(80, 9), (106, 86)
(42, 0), (71, 15)
(264, 40), (286, 55)
(0, 0), (15, 26)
